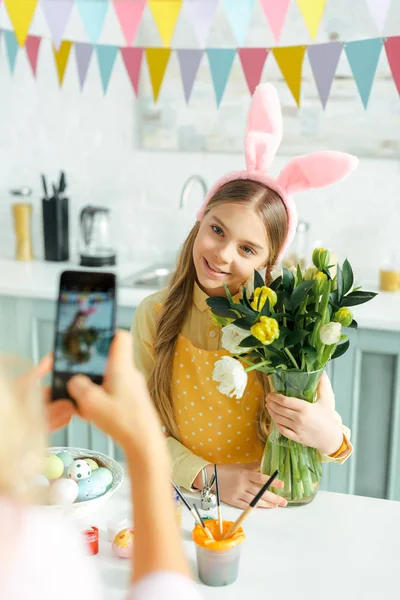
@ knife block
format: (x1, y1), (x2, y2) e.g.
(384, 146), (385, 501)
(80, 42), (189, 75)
(42, 196), (69, 262)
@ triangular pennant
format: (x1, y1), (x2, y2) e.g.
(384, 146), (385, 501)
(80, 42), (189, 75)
(96, 44), (119, 94)
(25, 35), (41, 76)
(222, 0), (256, 46)
(206, 48), (236, 106)
(53, 40), (73, 86)
(177, 49), (203, 103)
(259, 0), (291, 43)
(145, 48), (171, 102)
(183, 0), (218, 48)
(385, 36), (400, 95)
(121, 47), (144, 95)
(308, 41), (342, 108)
(4, 30), (19, 73)
(41, 0), (74, 50)
(296, 0), (326, 40)
(3, 0), (38, 47)
(238, 48), (268, 95)
(75, 42), (93, 90)
(345, 38), (383, 108)
(272, 46), (306, 106)
(113, 0), (146, 46)
(76, 0), (109, 44)
(148, 0), (183, 47)
(365, 0), (391, 33)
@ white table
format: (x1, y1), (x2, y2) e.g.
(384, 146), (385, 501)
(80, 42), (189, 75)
(85, 479), (400, 600)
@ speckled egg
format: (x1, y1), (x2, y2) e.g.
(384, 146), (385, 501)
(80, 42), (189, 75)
(83, 458), (99, 471)
(92, 467), (113, 489)
(49, 478), (79, 505)
(44, 454), (64, 481)
(112, 528), (134, 558)
(76, 474), (107, 502)
(56, 451), (74, 475)
(67, 459), (92, 482)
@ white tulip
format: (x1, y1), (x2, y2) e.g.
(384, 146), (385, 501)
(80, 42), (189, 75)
(212, 356), (248, 399)
(221, 324), (252, 355)
(320, 322), (342, 345)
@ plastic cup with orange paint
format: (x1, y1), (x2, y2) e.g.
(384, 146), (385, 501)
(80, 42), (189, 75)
(192, 519), (245, 587)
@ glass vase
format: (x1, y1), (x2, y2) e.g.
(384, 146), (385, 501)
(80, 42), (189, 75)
(261, 368), (324, 507)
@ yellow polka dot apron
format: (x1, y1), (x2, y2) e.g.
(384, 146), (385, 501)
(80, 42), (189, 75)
(173, 334), (264, 464)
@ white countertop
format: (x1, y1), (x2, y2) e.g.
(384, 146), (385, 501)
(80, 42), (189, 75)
(80, 478), (399, 600)
(0, 258), (398, 331)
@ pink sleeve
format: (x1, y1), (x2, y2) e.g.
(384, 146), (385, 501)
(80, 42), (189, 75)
(127, 572), (202, 600)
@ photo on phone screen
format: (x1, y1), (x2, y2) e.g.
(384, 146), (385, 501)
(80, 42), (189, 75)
(52, 271), (117, 400)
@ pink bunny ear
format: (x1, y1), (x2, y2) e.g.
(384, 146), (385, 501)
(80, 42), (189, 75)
(245, 83), (283, 173)
(276, 151), (359, 195)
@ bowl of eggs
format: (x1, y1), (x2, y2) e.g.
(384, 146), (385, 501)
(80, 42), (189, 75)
(38, 447), (124, 519)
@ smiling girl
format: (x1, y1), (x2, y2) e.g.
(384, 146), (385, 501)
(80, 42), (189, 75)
(132, 84), (356, 509)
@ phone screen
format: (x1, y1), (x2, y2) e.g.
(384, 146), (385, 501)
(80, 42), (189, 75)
(52, 270), (117, 400)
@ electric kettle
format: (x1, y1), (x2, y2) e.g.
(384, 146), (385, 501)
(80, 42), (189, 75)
(79, 205), (116, 267)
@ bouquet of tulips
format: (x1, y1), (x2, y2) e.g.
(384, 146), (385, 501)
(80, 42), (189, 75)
(206, 248), (377, 504)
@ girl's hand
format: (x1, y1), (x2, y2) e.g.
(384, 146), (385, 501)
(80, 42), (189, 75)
(202, 463), (287, 509)
(265, 372), (343, 456)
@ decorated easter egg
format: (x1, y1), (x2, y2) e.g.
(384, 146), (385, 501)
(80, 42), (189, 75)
(83, 458), (99, 471)
(56, 451), (74, 475)
(67, 460), (92, 482)
(49, 478), (79, 505)
(112, 528), (134, 558)
(44, 454), (64, 481)
(92, 467), (113, 488)
(76, 475), (107, 502)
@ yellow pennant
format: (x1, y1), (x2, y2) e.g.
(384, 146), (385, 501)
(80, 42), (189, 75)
(146, 48), (171, 102)
(296, 0), (326, 39)
(53, 41), (73, 87)
(3, 0), (38, 47)
(148, 0), (183, 47)
(272, 46), (306, 106)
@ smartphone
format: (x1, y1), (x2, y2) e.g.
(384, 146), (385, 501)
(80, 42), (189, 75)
(52, 270), (117, 401)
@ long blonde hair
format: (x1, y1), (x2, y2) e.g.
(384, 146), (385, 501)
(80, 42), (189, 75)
(149, 180), (288, 442)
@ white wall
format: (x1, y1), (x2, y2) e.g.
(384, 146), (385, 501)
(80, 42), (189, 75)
(0, 3), (399, 285)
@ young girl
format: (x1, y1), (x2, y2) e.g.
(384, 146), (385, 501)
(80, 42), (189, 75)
(132, 83), (355, 509)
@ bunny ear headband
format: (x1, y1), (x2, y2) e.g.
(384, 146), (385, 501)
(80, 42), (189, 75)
(196, 83), (359, 262)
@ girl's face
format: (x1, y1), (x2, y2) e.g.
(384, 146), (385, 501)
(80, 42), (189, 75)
(193, 202), (270, 297)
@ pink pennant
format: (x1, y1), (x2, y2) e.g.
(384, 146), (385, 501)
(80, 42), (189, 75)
(259, 0), (291, 43)
(121, 47), (143, 94)
(238, 48), (268, 95)
(113, 0), (146, 46)
(25, 35), (41, 76)
(385, 36), (400, 95)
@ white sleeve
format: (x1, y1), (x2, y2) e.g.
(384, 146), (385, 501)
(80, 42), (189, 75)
(127, 572), (202, 600)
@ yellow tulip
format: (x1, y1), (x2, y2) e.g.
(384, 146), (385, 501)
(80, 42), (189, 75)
(251, 286), (277, 311)
(250, 316), (280, 345)
(333, 307), (353, 327)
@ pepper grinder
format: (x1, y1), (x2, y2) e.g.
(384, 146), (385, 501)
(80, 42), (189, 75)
(11, 187), (34, 261)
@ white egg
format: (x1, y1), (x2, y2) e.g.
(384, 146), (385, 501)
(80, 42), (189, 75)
(67, 459), (92, 482)
(32, 474), (50, 488)
(49, 478), (79, 505)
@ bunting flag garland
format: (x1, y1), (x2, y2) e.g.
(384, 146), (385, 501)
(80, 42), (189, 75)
(41, 0), (73, 50)
(4, 30), (18, 73)
(296, 0), (326, 40)
(96, 44), (119, 94)
(183, 0), (218, 48)
(308, 41), (342, 108)
(3, 0), (38, 47)
(25, 35), (42, 76)
(121, 47), (144, 95)
(222, 0), (256, 46)
(76, 0), (109, 44)
(345, 38), (383, 108)
(145, 48), (171, 101)
(148, 0), (183, 48)
(238, 48), (268, 95)
(177, 49), (203, 103)
(385, 36), (400, 95)
(259, 0), (291, 43)
(207, 48), (236, 106)
(113, 0), (146, 46)
(53, 40), (73, 86)
(365, 0), (391, 34)
(75, 42), (94, 90)
(272, 45), (306, 106)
